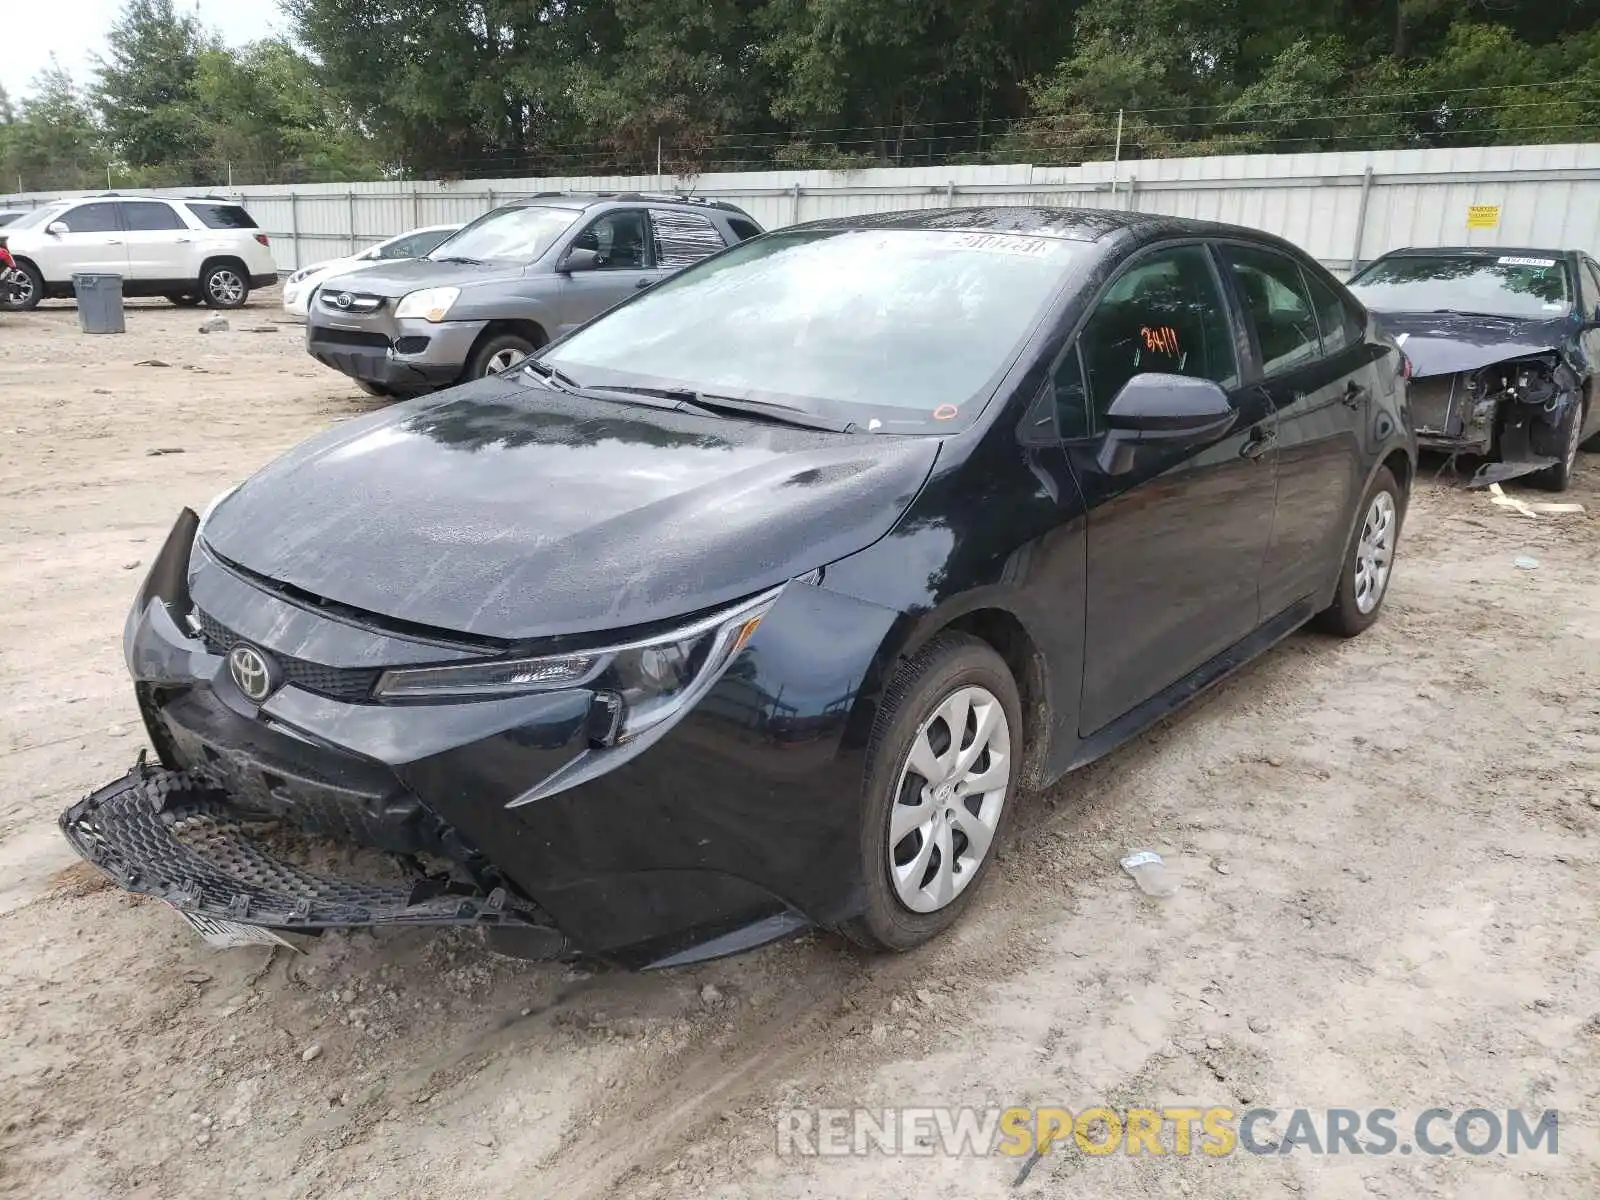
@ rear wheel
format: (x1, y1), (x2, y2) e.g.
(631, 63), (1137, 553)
(466, 333), (535, 381)
(839, 634), (1022, 953)
(2, 260), (43, 311)
(1315, 465), (1401, 638)
(200, 262), (249, 309)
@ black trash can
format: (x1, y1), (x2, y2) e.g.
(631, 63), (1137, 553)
(73, 273), (126, 334)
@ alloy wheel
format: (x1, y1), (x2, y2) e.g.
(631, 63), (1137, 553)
(3, 267), (33, 308)
(207, 270), (245, 306)
(889, 685), (1011, 914)
(485, 347), (525, 375)
(1353, 490), (1396, 615)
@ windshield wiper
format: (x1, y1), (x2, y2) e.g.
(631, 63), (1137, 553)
(584, 385), (858, 433)
(433, 255), (484, 266)
(520, 358), (584, 393)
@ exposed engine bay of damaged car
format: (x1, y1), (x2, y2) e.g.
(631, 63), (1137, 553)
(1407, 353), (1581, 481)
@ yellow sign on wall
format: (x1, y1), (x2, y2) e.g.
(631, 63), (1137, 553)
(1467, 205), (1502, 229)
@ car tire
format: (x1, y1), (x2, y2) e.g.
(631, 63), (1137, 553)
(1532, 397), (1584, 492)
(838, 633), (1023, 953)
(165, 293), (203, 307)
(355, 380), (402, 400)
(200, 262), (250, 310)
(1314, 465), (1402, 638)
(466, 334), (535, 381)
(2, 260), (44, 311)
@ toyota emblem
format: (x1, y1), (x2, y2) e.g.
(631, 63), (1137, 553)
(227, 644), (281, 703)
(335, 291), (354, 309)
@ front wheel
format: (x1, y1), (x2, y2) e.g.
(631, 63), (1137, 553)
(200, 263), (249, 310)
(1315, 465), (1402, 638)
(839, 633), (1022, 953)
(1532, 397), (1584, 492)
(2, 261), (44, 311)
(465, 333), (535, 381)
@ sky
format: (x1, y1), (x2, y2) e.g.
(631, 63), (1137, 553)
(1, 0), (284, 101)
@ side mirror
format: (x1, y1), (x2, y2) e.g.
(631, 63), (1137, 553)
(46, 221), (69, 236)
(1097, 374), (1235, 473)
(559, 247), (600, 273)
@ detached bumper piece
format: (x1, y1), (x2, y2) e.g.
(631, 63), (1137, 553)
(60, 762), (566, 948)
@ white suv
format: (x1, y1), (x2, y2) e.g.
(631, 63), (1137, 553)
(0, 194), (279, 311)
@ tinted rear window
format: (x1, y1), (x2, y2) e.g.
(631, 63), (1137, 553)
(185, 203), (258, 230)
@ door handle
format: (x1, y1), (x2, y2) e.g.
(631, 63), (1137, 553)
(1241, 428), (1277, 460)
(174, 237), (192, 244)
(106, 239), (123, 245)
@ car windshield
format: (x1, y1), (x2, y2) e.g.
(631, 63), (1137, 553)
(429, 205), (579, 262)
(541, 228), (1084, 431)
(1348, 254), (1570, 318)
(3, 205), (66, 231)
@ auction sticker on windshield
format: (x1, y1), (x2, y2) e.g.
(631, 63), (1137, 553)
(1498, 256), (1557, 268)
(947, 232), (1065, 257)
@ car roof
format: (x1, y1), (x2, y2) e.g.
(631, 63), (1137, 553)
(505, 191), (753, 217)
(1375, 245), (1575, 259)
(787, 206), (1288, 247)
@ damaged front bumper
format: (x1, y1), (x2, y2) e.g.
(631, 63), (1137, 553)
(1409, 355), (1579, 486)
(61, 759), (564, 949)
(60, 507), (897, 968)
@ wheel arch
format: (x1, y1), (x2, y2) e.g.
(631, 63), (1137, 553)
(463, 318), (550, 373)
(888, 596), (1054, 793)
(198, 253), (250, 282)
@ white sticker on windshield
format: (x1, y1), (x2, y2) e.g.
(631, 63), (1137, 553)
(948, 232), (1061, 257)
(1498, 256), (1556, 267)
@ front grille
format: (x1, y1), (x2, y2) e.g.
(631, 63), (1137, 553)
(319, 291), (384, 314)
(193, 609), (383, 703)
(311, 327), (390, 351)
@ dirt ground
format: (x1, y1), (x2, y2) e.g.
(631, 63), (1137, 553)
(2, 295), (1598, 1200)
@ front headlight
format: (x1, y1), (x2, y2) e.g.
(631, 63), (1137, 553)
(373, 584), (786, 739)
(394, 286), (460, 322)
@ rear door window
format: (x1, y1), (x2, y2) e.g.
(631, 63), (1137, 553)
(185, 202), (258, 230)
(1304, 269), (1364, 356)
(1223, 245), (1323, 376)
(1077, 244), (1239, 422)
(119, 201), (186, 231)
(57, 202), (122, 233)
(651, 209), (727, 268)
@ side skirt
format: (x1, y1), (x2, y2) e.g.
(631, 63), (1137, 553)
(1061, 596), (1317, 777)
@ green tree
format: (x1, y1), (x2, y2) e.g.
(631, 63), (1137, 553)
(191, 39), (382, 182)
(93, 0), (212, 176)
(0, 62), (106, 191)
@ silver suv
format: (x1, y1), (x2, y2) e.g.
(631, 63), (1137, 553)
(306, 192), (764, 397)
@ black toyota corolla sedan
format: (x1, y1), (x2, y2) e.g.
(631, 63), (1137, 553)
(64, 208), (1414, 969)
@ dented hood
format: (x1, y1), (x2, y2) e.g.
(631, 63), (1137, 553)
(202, 377), (939, 641)
(1371, 310), (1572, 378)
